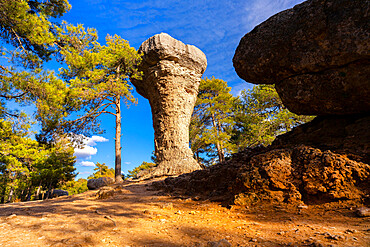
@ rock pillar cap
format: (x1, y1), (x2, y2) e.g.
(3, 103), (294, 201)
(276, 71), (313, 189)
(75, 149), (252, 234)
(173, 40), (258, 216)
(139, 33), (207, 74)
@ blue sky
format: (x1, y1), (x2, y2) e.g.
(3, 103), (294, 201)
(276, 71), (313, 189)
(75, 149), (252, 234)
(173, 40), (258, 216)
(43, 0), (305, 178)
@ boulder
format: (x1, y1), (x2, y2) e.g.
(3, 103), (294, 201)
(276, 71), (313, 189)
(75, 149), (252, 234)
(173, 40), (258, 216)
(233, 0), (370, 115)
(131, 33), (207, 177)
(87, 177), (114, 190)
(51, 189), (68, 198)
(355, 207), (370, 217)
(153, 115), (370, 206)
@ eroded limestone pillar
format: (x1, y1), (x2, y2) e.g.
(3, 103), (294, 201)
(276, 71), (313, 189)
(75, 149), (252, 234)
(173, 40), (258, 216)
(132, 33), (207, 176)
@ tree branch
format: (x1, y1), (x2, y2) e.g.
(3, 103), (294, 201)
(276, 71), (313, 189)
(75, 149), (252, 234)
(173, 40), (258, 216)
(0, 92), (27, 99)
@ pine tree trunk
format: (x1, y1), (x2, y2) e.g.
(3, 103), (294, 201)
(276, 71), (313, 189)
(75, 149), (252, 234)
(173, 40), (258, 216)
(45, 182), (52, 199)
(1, 176), (7, 203)
(26, 187), (32, 201)
(211, 113), (225, 163)
(115, 95), (123, 183)
(7, 187), (14, 203)
(1, 185), (6, 204)
(35, 182), (41, 200)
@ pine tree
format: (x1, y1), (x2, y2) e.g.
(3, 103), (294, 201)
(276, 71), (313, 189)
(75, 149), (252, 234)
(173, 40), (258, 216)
(190, 77), (237, 164)
(232, 84), (314, 150)
(0, 0), (71, 118)
(87, 162), (115, 179)
(57, 24), (142, 183)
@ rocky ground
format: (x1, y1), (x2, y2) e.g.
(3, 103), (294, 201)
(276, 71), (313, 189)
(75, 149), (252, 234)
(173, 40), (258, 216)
(0, 179), (369, 247)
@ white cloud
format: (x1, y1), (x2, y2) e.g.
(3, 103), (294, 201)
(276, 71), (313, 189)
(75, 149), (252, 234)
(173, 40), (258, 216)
(74, 146), (98, 159)
(73, 135), (108, 160)
(124, 162), (131, 165)
(85, 135), (109, 146)
(80, 161), (96, 167)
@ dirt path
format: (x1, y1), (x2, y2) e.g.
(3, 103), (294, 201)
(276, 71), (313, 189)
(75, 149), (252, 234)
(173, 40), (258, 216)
(0, 179), (368, 247)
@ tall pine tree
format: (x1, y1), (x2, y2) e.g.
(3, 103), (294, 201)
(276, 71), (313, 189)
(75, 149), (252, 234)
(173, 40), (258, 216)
(190, 77), (237, 164)
(57, 24), (142, 183)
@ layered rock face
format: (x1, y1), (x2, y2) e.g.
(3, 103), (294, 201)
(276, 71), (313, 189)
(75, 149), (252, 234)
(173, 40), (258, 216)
(233, 0), (370, 115)
(154, 117), (370, 206)
(132, 33), (207, 177)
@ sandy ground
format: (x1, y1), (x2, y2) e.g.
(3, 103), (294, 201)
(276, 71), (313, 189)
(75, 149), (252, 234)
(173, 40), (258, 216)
(0, 179), (369, 247)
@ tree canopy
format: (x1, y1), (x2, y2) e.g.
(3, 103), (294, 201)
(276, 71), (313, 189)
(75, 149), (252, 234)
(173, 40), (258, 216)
(232, 84), (314, 150)
(190, 82), (314, 165)
(190, 77), (237, 164)
(0, 0), (71, 119)
(0, 118), (76, 203)
(87, 162), (114, 179)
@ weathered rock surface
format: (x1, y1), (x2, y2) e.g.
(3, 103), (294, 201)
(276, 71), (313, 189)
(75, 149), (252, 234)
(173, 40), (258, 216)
(153, 115), (370, 206)
(51, 189), (68, 198)
(87, 177), (114, 190)
(207, 239), (232, 247)
(355, 207), (370, 217)
(232, 145), (369, 205)
(233, 0), (370, 115)
(132, 33), (207, 177)
(273, 114), (370, 164)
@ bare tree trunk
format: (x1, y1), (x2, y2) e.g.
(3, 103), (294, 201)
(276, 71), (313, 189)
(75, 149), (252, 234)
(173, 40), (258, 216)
(26, 187), (32, 201)
(211, 113), (225, 163)
(7, 187), (14, 203)
(35, 182), (42, 200)
(115, 95), (123, 183)
(44, 182), (52, 199)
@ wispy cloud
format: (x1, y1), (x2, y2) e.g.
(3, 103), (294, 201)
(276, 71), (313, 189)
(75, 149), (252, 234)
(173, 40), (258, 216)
(244, 0), (306, 29)
(80, 161), (96, 167)
(124, 162), (131, 165)
(77, 0), (305, 90)
(230, 82), (254, 97)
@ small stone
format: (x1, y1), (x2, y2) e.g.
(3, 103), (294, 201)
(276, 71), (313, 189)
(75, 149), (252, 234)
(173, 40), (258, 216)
(323, 232), (345, 241)
(161, 203), (173, 210)
(95, 187), (115, 200)
(250, 239), (257, 242)
(355, 207), (370, 217)
(207, 239), (231, 247)
(193, 196), (201, 201)
(344, 229), (357, 234)
(143, 210), (152, 215)
(6, 214), (17, 219)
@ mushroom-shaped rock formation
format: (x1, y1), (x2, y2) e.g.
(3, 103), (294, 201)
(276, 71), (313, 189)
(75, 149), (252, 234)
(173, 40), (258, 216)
(132, 33), (207, 177)
(233, 0), (370, 116)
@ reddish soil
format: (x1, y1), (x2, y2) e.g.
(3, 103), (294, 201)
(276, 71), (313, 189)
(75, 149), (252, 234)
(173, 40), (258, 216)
(0, 179), (369, 247)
